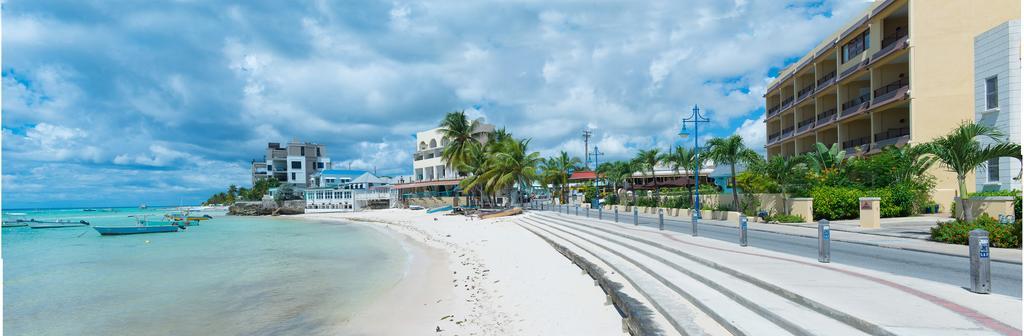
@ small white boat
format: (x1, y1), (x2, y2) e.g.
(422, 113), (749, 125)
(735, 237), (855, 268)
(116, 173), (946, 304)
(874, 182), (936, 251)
(3, 214), (29, 227)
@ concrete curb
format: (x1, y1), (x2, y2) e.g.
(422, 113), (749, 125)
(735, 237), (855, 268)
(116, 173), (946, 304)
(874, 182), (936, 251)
(539, 212), (897, 336)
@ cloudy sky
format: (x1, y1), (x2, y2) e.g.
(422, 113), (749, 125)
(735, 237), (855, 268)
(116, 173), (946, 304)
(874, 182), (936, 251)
(2, 0), (871, 208)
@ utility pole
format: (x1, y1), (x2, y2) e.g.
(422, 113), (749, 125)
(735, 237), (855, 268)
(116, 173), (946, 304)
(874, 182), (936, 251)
(582, 129), (593, 170)
(591, 146), (604, 209)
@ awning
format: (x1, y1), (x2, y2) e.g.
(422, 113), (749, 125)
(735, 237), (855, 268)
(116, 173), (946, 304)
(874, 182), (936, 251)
(568, 171), (603, 181)
(392, 178), (462, 189)
(628, 176), (714, 190)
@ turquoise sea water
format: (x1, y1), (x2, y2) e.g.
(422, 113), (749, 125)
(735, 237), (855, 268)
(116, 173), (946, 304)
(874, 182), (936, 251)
(2, 208), (407, 335)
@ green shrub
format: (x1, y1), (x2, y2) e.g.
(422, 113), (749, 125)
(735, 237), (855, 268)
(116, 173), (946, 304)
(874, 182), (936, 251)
(811, 186), (864, 220)
(664, 196), (690, 209)
(767, 213), (805, 223)
(930, 214), (1022, 248)
(636, 196), (657, 207)
(603, 194), (619, 205)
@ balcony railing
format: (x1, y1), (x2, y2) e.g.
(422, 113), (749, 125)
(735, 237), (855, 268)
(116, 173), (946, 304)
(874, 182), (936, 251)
(767, 105), (781, 117)
(817, 71), (836, 87)
(843, 136), (871, 151)
(880, 28), (908, 51)
(781, 127), (794, 139)
(875, 127), (910, 143)
(816, 108), (837, 127)
(797, 84), (815, 101)
(797, 117), (815, 133)
(873, 77), (909, 103)
(768, 132), (781, 144)
(781, 97), (794, 110)
(841, 93), (870, 117)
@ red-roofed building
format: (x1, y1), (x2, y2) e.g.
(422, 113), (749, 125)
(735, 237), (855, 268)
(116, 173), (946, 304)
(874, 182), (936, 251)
(568, 171), (602, 181)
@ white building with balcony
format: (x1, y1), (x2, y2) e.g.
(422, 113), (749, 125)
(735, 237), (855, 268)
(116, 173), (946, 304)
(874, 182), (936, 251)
(412, 119), (495, 182)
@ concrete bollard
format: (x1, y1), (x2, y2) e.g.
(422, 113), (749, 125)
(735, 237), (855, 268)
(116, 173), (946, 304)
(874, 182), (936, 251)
(969, 229), (991, 294)
(739, 215), (748, 247)
(818, 219), (830, 263)
(633, 208), (638, 226)
(598, 207), (603, 220)
(614, 208), (619, 223)
(691, 212), (698, 236)
(586, 206), (590, 218)
(658, 208), (665, 230)
(575, 204), (579, 216)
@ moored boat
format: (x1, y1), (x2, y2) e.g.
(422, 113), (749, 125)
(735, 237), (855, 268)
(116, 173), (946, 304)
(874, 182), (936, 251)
(3, 214), (29, 227)
(94, 225), (179, 235)
(28, 219), (91, 229)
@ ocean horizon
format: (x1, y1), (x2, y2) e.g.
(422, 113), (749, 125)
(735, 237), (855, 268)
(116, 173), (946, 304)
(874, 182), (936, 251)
(2, 209), (409, 335)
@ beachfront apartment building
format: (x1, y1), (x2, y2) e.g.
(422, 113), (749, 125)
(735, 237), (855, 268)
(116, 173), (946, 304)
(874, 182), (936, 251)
(763, 0), (1020, 210)
(412, 119), (495, 182)
(250, 140), (331, 187)
(304, 172), (397, 210)
(974, 20), (1022, 192)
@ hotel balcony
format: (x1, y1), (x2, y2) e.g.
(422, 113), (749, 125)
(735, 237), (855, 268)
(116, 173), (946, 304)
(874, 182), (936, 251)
(815, 71), (836, 93)
(873, 126), (910, 148)
(840, 93), (870, 119)
(872, 30), (909, 64)
(796, 83), (815, 104)
(872, 77), (910, 107)
(767, 104), (781, 117)
(815, 108), (837, 128)
(780, 96), (795, 112)
(768, 131), (781, 145)
(842, 136), (871, 155)
(414, 148), (443, 161)
(780, 126), (794, 140)
(797, 117), (815, 135)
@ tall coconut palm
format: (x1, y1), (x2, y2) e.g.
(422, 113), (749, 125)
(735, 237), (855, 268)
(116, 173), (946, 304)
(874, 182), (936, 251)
(457, 144), (489, 206)
(705, 135), (761, 210)
(922, 122), (1022, 220)
(632, 148), (662, 206)
(480, 138), (542, 207)
(439, 111), (486, 174)
(663, 145), (708, 207)
(547, 151), (582, 204)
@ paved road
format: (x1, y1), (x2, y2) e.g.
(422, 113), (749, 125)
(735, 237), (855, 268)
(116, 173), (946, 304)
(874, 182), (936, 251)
(539, 207), (1023, 298)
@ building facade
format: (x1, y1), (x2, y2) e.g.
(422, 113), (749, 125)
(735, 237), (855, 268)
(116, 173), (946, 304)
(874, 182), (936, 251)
(974, 20), (1022, 192)
(304, 172), (397, 210)
(764, 0), (1020, 210)
(251, 140), (331, 187)
(412, 119), (495, 182)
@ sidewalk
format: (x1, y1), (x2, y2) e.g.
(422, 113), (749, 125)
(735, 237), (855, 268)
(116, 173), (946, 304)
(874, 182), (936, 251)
(624, 210), (1021, 264)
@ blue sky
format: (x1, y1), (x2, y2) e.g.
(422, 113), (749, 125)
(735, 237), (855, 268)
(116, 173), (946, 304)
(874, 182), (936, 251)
(2, 0), (871, 208)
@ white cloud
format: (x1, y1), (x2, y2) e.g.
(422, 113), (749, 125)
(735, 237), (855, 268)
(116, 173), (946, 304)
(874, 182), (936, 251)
(733, 113), (767, 153)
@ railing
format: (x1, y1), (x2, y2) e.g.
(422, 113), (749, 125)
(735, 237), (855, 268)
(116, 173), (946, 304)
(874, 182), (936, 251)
(797, 84), (815, 100)
(781, 127), (794, 139)
(781, 97), (794, 109)
(841, 93), (870, 115)
(875, 127), (910, 142)
(816, 108), (837, 127)
(768, 132), (781, 144)
(842, 136), (870, 149)
(873, 77), (909, 102)
(840, 59), (867, 79)
(767, 105), (781, 116)
(880, 28), (908, 51)
(797, 117), (815, 132)
(817, 71), (836, 86)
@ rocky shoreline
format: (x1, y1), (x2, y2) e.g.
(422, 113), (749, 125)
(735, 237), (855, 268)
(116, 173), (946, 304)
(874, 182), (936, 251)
(227, 200), (305, 216)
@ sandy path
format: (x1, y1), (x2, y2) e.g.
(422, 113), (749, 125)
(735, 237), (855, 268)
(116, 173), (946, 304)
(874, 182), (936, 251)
(301, 209), (622, 336)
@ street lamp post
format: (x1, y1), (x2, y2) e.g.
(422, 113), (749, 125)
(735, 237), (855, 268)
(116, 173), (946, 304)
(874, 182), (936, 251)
(678, 105), (709, 219)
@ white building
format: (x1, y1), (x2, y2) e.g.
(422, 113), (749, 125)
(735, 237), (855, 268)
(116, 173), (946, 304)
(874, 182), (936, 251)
(974, 20), (1021, 191)
(304, 172), (398, 210)
(412, 119), (495, 182)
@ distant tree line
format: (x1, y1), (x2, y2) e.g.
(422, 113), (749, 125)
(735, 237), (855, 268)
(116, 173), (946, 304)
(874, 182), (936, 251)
(203, 177), (281, 205)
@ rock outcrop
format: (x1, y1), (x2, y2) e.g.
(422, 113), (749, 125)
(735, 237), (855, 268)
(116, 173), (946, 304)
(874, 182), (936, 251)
(228, 200), (306, 216)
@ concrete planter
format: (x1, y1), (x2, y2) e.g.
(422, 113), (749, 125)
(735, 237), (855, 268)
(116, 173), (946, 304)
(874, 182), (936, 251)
(956, 196), (1016, 221)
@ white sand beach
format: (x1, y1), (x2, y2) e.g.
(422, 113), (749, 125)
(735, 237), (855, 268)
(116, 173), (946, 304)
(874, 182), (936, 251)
(301, 209), (622, 336)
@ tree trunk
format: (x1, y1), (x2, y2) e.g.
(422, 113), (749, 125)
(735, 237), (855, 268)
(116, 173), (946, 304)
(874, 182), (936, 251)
(958, 175), (969, 221)
(653, 169), (660, 207)
(730, 163), (739, 211)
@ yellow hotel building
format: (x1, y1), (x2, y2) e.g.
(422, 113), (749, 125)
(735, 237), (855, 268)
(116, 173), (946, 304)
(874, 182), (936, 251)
(763, 0), (1021, 211)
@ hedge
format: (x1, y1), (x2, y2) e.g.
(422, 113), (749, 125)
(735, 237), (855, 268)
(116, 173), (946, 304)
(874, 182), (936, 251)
(930, 214), (1022, 248)
(810, 185), (919, 220)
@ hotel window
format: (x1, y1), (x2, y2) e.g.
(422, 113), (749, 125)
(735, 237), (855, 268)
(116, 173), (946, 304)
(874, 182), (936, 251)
(316, 147), (321, 156)
(300, 147), (305, 156)
(317, 162), (324, 169)
(988, 158), (1000, 182)
(986, 76), (998, 109)
(841, 30), (869, 63)
(291, 172), (296, 181)
(291, 161), (301, 169)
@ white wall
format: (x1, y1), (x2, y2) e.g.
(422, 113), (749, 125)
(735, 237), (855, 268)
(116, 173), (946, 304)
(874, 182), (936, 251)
(974, 20), (1022, 191)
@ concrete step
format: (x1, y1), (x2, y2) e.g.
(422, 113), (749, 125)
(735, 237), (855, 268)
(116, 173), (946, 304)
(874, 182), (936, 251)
(528, 214), (868, 336)
(519, 220), (731, 336)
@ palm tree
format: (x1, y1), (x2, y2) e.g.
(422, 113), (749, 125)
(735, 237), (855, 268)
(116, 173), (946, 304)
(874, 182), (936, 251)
(439, 111), (486, 174)
(597, 160), (636, 204)
(705, 135), (761, 210)
(479, 138), (542, 207)
(757, 155), (807, 215)
(922, 122), (1022, 220)
(547, 151), (582, 204)
(884, 144), (938, 185)
(457, 144), (489, 206)
(633, 148), (662, 206)
(663, 145), (708, 207)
